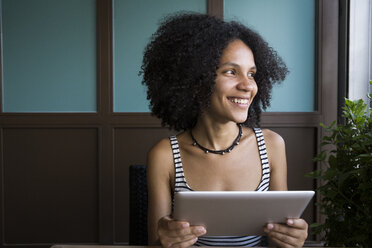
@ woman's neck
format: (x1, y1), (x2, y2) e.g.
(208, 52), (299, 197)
(191, 119), (240, 151)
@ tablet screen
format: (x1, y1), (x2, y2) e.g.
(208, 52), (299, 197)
(173, 191), (314, 236)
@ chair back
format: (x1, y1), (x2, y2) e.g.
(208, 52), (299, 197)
(129, 164), (148, 245)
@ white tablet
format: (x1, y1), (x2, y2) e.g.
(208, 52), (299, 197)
(173, 191), (314, 236)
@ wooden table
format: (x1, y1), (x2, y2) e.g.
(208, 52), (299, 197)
(50, 243), (328, 248)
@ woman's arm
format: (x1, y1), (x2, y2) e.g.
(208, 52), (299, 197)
(264, 129), (288, 191)
(147, 138), (206, 247)
(147, 138), (174, 244)
(263, 129), (308, 248)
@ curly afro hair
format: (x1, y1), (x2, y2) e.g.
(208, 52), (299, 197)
(140, 12), (288, 131)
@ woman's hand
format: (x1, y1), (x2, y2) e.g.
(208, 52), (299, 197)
(157, 216), (207, 248)
(264, 218), (308, 248)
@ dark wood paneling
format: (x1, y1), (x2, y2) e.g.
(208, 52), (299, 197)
(113, 127), (175, 243)
(269, 127), (316, 191)
(2, 128), (99, 244)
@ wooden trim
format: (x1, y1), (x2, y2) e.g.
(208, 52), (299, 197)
(111, 112), (321, 128)
(260, 112), (322, 127)
(0, 128), (4, 247)
(319, 0), (338, 124)
(97, 0), (114, 244)
(98, 0), (114, 116)
(338, 0), (349, 122)
(0, 0), (3, 113)
(208, 0), (223, 19)
(0, 112), (323, 128)
(315, 0), (323, 235)
(316, 0), (339, 235)
(111, 113), (162, 127)
(0, 2), (5, 245)
(97, 0), (103, 115)
(0, 114), (101, 126)
(100, 125), (115, 244)
(314, 0), (320, 112)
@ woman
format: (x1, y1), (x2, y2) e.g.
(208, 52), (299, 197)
(141, 13), (308, 247)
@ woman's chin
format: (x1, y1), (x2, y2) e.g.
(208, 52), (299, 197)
(232, 114), (248, 124)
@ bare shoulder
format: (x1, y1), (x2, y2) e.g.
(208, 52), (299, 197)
(147, 137), (173, 170)
(261, 129), (288, 190)
(261, 129), (285, 148)
(261, 129), (286, 167)
(146, 137), (175, 195)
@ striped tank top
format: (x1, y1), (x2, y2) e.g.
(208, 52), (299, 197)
(170, 128), (270, 247)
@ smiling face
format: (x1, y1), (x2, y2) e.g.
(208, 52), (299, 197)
(203, 39), (258, 124)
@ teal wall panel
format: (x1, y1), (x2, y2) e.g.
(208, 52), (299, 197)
(113, 0), (207, 112)
(2, 0), (96, 112)
(225, 0), (315, 112)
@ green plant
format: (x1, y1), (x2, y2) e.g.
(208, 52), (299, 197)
(307, 81), (372, 247)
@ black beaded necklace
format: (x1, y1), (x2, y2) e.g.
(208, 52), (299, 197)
(190, 124), (242, 155)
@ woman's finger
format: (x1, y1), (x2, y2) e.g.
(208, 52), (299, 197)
(157, 216), (206, 247)
(286, 218), (308, 231)
(165, 224), (205, 238)
(268, 235), (295, 248)
(159, 216), (189, 230)
(265, 222), (307, 240)
(267, 228), (298, 247)
(170, 235), (199, 248)
(190, 225), (207, 236)
(161, 233), (197, 247)
(158, 216), (192, 237)
(264, 221), (307, 248)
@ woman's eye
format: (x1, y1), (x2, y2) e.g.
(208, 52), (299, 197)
(225, 70), (235, 75)
(248, 72), (256, 78)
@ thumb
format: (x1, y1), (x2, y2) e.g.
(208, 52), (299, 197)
(158, 215), (172, 228)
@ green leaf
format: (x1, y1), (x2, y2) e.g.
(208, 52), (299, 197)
(358, 182), (372, 190)
(310, 222), (323, 228)
(306, 170), (323, 179)
(320, 141), (331, 146)
(328, 154), (337, 168)
(345, 98), (353, 107)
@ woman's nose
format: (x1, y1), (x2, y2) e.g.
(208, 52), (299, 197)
(237, 76), (256, 91)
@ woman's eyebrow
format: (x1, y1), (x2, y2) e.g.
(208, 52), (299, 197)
(219, 62), (239, 67)
(219, 62), (257, 70)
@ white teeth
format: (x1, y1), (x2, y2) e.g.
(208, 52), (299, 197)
(231, 98), (249, 104)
